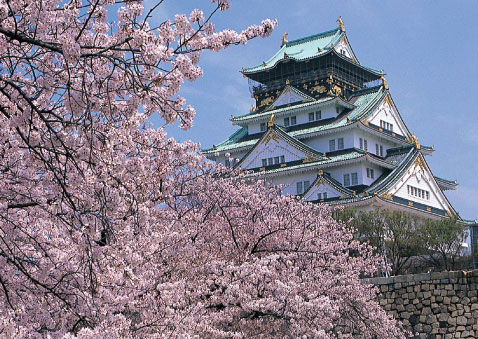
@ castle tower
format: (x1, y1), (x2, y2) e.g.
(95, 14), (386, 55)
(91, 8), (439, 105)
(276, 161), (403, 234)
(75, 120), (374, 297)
(203, 20), (458, 220)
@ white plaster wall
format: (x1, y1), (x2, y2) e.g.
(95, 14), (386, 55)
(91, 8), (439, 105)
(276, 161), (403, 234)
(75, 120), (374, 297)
(328, 164), (364, 187)
(241, 137), (306, 169)
(268, 171), (317, 196)
(361, 163), (384, 186)
(367, 98), (407, 137)
(304, 130), (355, 153)
(353, 130), (399, 156)
(303, 182), (343, 201)
(394, 171), (445, 210)
(246, 103), (338, 135)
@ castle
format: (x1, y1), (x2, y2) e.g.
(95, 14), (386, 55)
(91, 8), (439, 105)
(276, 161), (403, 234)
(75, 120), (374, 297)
(203, 18), (460, 224)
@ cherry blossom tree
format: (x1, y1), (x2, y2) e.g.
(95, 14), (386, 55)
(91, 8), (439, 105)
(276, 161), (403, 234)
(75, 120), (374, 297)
(0, 0), (405, 337)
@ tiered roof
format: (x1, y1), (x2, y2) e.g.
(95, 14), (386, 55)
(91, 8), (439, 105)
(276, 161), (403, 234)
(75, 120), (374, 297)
(204, 21), (459, 220)
(242, 28), (382, 76)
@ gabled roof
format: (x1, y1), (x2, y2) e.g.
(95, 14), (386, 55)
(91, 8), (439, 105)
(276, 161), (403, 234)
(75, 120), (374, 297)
(204, 85), (412, 155)
(364, 147), (459, 218)
(243, 28), (344, 74)
(266, 85), (315, 110)
(231, 96), (350, 124)
(242, 27), (384, 76)
(234, 124), (324, 169)
(302, 171), (355, 200)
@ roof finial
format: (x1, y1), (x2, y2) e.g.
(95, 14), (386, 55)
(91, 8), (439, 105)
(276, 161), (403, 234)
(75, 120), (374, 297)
(337, 16), (345, 32)
(410, 134), (421, 150)
(381, 76), (389, 89)
(281, 32), (288, 47)
(249, 105), (255, 113)
(267, 113), (275, 128)
(318, 169), (324, 177)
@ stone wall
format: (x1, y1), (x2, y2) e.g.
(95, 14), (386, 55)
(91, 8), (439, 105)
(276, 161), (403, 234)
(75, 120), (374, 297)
(365, 270), (478, 338)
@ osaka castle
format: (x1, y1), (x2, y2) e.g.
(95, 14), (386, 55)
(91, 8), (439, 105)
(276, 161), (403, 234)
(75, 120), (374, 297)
(202, 18), (459, 220)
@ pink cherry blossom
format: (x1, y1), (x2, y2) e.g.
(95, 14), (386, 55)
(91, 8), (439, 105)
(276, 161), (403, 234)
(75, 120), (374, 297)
(0, 0), (405, 337)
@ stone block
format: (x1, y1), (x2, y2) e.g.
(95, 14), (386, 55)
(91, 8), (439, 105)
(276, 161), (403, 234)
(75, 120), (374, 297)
(457, 316), (467, 326)
(444, 297), (451, 305)
(426, 314), (437, 324)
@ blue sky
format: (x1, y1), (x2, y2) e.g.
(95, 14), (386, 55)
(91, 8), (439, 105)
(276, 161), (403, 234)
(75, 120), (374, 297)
(149, 1), (478, 221)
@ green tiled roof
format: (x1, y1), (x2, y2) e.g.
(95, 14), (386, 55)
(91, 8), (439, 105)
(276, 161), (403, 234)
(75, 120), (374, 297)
(249, 149), (365, 176)
(203, 86), (388, 154)
(232, 96), (339, 122)
(242, 28), (384, 76)
(244, 28), (343, 74)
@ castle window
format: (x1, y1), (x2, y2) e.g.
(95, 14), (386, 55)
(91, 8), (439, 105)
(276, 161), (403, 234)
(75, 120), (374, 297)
(390, 124), (393, 132)
(344, 174), (350, 187)
(274, 156), (280, 165)
(291, 116), (297, 125)
(329, 139), (336, 152)
(262, 159), (267, 167)
(380, 145), (384, 157)
(351, 172), (358, 185)
(364, 139), (368, 151)
(260, 122), (266, 132)
(316, 111), (322, 120)
(280, 155), (285, 163)
(318, 193), (322, 200)
(267, 158), (273, 166)
(370, 169), (374, 179)
(309, 112), (314, 122)
(284, 117), (290, 127)
(359, 138), (363, 150)
(336, 107), (340, 114)
(426, 191), (430, 200)
(338, 138), (344, 150)
(323, 192), (327, 199)
(297, 182), (303, 195)
(304, 180), (310, 191)
(375, 144), (379, 155)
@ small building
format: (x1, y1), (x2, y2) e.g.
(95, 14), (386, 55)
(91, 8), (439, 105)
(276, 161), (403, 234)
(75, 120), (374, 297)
(203, 19), (460, 223)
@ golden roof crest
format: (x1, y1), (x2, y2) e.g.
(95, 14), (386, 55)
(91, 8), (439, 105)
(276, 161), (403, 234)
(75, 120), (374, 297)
(337, 16), (345, 32)
(281, 32), (288, 47)
(267, 113), (275, 128)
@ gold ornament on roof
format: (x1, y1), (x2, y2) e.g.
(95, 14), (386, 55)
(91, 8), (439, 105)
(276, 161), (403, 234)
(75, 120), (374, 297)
(285, 79), (290, 85)
(380, 76), (389, 90)
(318, 169), (324, 177)
(249, 105), (255, 113)
(310, 85), (327, 94)
(408, 134), (421, 150)
(267, 113), (275, 127)
(281, 32), (288, 47)
(337, 16), (345, 32)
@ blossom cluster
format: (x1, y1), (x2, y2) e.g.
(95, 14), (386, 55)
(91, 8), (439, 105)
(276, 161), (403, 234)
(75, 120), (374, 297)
(0, 0), (404, 337)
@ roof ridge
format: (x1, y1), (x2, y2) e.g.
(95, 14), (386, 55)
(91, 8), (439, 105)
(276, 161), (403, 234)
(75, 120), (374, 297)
(286, 28), (340, 47)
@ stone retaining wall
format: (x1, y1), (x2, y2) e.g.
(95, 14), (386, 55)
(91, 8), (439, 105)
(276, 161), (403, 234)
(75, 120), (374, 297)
(365, 270), (478, 338)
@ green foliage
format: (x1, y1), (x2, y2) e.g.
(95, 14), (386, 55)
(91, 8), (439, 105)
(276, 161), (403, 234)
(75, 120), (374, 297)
(335, 209), (467, 275)
(422, 218), (466, 271)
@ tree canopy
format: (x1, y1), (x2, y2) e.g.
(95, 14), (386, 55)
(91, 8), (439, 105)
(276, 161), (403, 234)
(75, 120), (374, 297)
(0, 0), (404, 337)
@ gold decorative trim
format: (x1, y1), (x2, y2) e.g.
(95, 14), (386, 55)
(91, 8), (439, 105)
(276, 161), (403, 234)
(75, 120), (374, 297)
(381, 193), (393, 200)
(267, 113), (275, 128)
(337, 16), (345, 32)
(310, 85), (327, 94)
(281, 32), (288, 47)
(408, 201), (413, 206)
(318, 169), (324, 177)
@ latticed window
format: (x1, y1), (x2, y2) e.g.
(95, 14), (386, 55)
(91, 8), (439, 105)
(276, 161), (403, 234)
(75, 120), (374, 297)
(329, 139), (336, 152)
(338, 138), (344, 150)
(351, 173), (358, 185)
(344, 174), (350, 187)
(297, 182), (303, 194)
